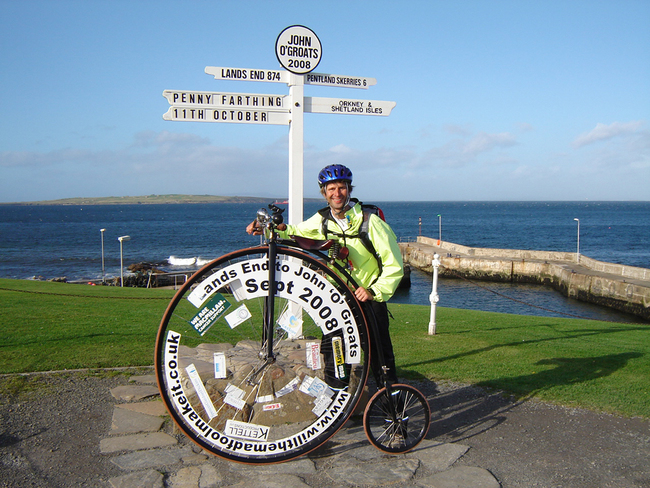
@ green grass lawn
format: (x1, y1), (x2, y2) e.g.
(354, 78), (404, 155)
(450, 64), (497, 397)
(390, 303), (649, 418)
(1, 278), (648, 418)
(0, 279), (174, 373)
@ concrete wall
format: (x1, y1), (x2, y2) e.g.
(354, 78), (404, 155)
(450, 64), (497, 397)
(416, 236), (650, 281)
(401, 238), (650, 321)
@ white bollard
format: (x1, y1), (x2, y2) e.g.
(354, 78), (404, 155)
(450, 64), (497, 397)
(428, 253), (441, 335)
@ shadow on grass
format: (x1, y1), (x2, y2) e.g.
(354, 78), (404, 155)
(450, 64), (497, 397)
(401, 323), (648, 369)
(418, 351), (642, 443)
(477, 352), (643, 397)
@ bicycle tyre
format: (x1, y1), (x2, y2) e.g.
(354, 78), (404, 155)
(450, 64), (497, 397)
(155, 246), (370, 464)
(363, 384), (430, 453)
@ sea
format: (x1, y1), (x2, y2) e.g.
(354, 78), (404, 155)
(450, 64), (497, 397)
(1, 201), (649, 323)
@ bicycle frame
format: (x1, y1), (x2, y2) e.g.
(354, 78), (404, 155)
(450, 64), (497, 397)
(270, 238), (405, 429)
(257, 204), (394, 396)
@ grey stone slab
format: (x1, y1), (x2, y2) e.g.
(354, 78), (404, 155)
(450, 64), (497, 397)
(116, 400), (168, 417)
(325, 456), (420, 485)
(171, 465), (223, 488)
(311, 439), (368, 460)
(314, 440), (387, 463)
(313, 428), (451, 464)
(129, 374), (157, 384)
(229, 457), (316, 476)
(180, 453), (210, 464)
(344, 443), (388, 461)
(417, 466), (500, 488)
(100, 432), (177, 453)
(111, 448), (191, 471)
(111, 385), (160, 402)
(111, 407), (165, 434)
(108, 469), (164, 488)
(170, 466), (201, 488)
(411, 440), (470, 472)
(227, 474), (311, 488)
(197, 465), (221, 488)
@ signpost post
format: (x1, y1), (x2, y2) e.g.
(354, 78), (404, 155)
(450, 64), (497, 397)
(288, 73), (305, 224)
(162, 25), (395, 225)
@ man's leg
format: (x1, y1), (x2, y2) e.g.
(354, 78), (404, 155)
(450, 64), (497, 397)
(365, 301), (398, 384)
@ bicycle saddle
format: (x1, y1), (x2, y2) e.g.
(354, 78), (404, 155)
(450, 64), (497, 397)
(290, 235), (335, 251)
(291, 235), (350, 261)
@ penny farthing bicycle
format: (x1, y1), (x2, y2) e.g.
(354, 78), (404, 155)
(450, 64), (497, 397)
(155, 204), (430, 464)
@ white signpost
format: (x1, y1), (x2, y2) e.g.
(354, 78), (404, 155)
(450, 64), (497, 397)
(162, 25), (396, 225)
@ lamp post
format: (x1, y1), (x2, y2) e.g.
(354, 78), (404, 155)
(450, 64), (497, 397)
(573, 218), (580, 263)
(118, 235), (131, 287)
(437, 214), (442, 245)
(100, 228), (106, 283)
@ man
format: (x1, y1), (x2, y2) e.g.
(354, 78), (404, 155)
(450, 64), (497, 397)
(247, 164), (404, 383)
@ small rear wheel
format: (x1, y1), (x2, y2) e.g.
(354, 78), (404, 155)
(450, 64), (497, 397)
(363, 383), (430, 453)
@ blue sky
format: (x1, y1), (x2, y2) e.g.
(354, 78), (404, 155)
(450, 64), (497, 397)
(1, 0), (648, 203)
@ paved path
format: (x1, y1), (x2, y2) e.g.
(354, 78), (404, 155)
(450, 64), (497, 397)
(103, 375), (500, 488)
(6, 370), (644, 487)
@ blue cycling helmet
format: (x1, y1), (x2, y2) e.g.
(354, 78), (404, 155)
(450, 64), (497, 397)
(318, 164), (353, 187)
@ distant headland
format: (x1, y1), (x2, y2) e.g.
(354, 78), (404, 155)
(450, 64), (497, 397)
(0, 195), (310, 205)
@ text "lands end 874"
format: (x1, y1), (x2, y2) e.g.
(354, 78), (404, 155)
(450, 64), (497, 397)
(219, 68), (284, 82)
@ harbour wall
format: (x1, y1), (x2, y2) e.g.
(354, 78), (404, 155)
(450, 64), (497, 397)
(400, 237), (650, 321)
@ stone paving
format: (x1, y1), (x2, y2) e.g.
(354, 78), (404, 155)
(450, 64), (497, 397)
(102, 375), (500, 488)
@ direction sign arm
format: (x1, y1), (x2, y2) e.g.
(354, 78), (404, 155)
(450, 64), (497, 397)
(303, 73), (377, 89)
(303, 97), (396, 116)
(204, 66), (288, 84)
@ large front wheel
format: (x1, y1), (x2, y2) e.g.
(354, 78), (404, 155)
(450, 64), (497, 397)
(155, 246), (370, 464)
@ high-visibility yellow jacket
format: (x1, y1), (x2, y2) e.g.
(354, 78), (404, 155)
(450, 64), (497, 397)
(277, 202), (404, 302)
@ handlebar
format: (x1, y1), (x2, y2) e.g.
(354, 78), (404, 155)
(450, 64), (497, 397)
(255, 204), (286, 232)
(252, 203), (350, 272)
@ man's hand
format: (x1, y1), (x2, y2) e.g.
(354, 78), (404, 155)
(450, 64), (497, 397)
(246, 220), (263, 235)
(355, 287), (375, 302)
